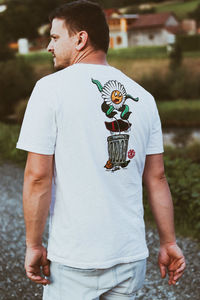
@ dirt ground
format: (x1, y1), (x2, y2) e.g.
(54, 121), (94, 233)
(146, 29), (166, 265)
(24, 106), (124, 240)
(0, 163), (199, 300)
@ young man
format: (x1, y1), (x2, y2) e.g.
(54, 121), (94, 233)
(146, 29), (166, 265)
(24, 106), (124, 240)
(16, 1), (186, 299)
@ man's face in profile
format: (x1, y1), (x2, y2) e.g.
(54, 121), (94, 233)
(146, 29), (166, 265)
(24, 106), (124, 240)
(47, 18), (77, 70)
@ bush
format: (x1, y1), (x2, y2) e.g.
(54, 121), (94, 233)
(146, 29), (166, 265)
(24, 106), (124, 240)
(14, 98), (28, 124)
(0, 122), (27, 166)
(165, 142), (200, 163)
(176, 34), (200, 52)
(0, 36), (14, 61)
(144, 155), (200, 239)
(165, 157), (200, 237)
(139, 66), (200, 101)
(157, 100), (200, 127)
(0, 57), (36, 118)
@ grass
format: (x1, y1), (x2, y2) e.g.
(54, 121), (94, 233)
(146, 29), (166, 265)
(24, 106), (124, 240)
(155, 0), (199, 20)
(157, 100), (200, 127)
(19, 48), (200, 65)
(18, 49), (200, 83)
(17, 51), (52, 64)
(0, 122), (26, 167)
(108, 46), (168, 60)
(17, 51), (54, 79)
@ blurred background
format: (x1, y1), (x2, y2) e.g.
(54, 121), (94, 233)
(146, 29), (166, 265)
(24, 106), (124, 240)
(0, 1), (199, 299)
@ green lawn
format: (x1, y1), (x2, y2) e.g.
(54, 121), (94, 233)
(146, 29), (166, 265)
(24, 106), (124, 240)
(108, 46), (168, 59)
(17, 51), (52, 65)
(155, 0), (199, 20)
(19, 47), (200, 66)
(157, 99), (200, 127)
(0, 122), (26, 166)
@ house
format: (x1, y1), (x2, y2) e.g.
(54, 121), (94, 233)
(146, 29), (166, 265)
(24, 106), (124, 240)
(105, 9), (138, 49)
(106, 11), (183, 49)
(128, 12), (183, 47)
(181, 19), (197, 35)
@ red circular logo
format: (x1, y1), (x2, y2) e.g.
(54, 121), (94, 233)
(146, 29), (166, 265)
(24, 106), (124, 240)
(128, 149), (135, 159)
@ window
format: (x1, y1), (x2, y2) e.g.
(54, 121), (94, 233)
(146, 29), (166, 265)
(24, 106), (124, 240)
(149, 34), (154, 40)
(116, 36), (122, 45)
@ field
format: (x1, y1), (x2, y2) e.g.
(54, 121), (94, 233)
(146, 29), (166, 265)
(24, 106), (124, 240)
(155, 0), (200, 20)
(124, 0), (200, 20)
(20, 48), (200, 82)
(157, 100), (200, 127)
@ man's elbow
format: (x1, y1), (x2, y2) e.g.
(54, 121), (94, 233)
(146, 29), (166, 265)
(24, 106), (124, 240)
(24, 167), (51, 184)
(143, 168), (167, 188)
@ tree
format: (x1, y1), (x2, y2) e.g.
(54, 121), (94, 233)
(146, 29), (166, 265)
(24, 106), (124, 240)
(0, 0), (146, 41)
(189, 3), (200, 25)
(1, 0), (67, 40)
(169, 42), (183, 70)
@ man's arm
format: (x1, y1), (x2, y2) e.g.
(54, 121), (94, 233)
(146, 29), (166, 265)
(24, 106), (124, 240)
(143, 153), (186, 285)
(23, 152), (54, 285)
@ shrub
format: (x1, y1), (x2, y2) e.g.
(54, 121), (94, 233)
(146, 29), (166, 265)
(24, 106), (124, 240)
(139, 72), (169, 100)
(165, 142), (200, 164)
(0, 122), (27, 165)
(165, 157), (200, 237)
(144, 155), (200, 239)
(0, 57), (36, 118)
(139, 66), (200, 101)
(176, 34), (200, 52)
(157, 100), (200, 127)
(14, 98), (28, 124)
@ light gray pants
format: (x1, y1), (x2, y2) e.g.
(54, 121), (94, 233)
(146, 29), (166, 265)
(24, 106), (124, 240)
(43, 259), (146, 300)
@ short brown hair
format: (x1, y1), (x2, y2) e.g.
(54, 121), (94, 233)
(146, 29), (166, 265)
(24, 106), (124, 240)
(49, 1), (110, 53)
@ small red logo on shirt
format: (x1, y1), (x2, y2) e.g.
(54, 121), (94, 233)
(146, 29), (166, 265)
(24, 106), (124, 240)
(128, 149), (135, 159)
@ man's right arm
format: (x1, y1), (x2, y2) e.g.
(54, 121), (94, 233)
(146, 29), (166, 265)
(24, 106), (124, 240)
(143, 153), (186, 285)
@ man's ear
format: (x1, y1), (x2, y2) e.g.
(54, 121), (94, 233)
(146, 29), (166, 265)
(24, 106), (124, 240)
(75, 31), (88, 51)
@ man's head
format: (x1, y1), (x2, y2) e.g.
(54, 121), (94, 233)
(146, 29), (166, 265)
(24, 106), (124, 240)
(47, 0), (110, 70)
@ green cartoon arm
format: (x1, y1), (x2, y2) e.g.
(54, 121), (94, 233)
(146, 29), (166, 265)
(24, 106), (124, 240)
(126, 94), (139, 102)
(92, 78), (103, 92)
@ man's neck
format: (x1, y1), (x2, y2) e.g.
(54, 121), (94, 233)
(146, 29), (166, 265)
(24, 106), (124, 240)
(71, 48), (109, 66)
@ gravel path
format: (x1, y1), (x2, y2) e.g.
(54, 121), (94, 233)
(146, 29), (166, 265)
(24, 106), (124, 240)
(0, 163), (199, 300)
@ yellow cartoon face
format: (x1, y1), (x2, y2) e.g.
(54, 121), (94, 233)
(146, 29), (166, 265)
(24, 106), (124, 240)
(101, 80), (126, 109)
(111, 90), (123, 104)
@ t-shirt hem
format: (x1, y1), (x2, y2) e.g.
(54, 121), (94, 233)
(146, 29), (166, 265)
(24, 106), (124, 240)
(16, 142), (54, 155)
(146, 148), (164, 155)
(47, 251), (149, 269)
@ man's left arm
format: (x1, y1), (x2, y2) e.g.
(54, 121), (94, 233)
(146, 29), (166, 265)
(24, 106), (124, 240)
(23, 152), (54, 285)
(143, 153), (186, 285)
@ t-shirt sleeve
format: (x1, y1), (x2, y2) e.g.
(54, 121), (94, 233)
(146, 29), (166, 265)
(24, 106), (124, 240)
(16, 79), (57, 155)
(146, 100), (164, 155)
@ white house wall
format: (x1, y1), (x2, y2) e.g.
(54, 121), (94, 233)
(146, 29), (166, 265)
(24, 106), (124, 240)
(128, 28), (175, 46)
(109, 31), (128, 49)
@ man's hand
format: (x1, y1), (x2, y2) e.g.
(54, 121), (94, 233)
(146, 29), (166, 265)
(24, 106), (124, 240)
(158, 243), (186, 285)
(25, 245), (50, 285)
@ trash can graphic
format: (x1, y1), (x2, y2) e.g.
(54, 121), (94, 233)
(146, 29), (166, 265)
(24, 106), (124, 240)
(107, 134), (129, 167)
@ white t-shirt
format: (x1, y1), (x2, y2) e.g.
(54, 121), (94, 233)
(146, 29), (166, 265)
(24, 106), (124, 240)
(16, 63), (164, 269)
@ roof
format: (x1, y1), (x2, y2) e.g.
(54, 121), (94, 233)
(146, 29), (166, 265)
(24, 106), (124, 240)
(110, 14), (138, 19)
(129, 12), (178, 30)
(104, 9), (120, 18)
(165, 25), (184, 35)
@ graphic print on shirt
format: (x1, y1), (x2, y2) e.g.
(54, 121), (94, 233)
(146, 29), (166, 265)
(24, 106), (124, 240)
(92, 78), (139, 172)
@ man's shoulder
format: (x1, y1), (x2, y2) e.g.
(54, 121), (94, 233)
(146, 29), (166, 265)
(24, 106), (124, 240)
(118, 70), (155, 103)
(37, 67), (71, 86)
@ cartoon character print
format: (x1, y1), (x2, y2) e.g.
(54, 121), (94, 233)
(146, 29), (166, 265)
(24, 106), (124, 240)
(92, 78), (139, 172)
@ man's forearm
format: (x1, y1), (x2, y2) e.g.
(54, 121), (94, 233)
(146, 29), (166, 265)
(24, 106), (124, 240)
(23, 175), (52, 247)
(146, 176), (176, 245)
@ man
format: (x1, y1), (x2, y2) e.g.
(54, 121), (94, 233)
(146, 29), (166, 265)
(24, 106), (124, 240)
(16, 1), (186, 299)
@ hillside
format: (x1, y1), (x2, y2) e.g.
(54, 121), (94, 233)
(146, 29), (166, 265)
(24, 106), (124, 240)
(156, 0), (199, 20)
(123, 0), (199, 20)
